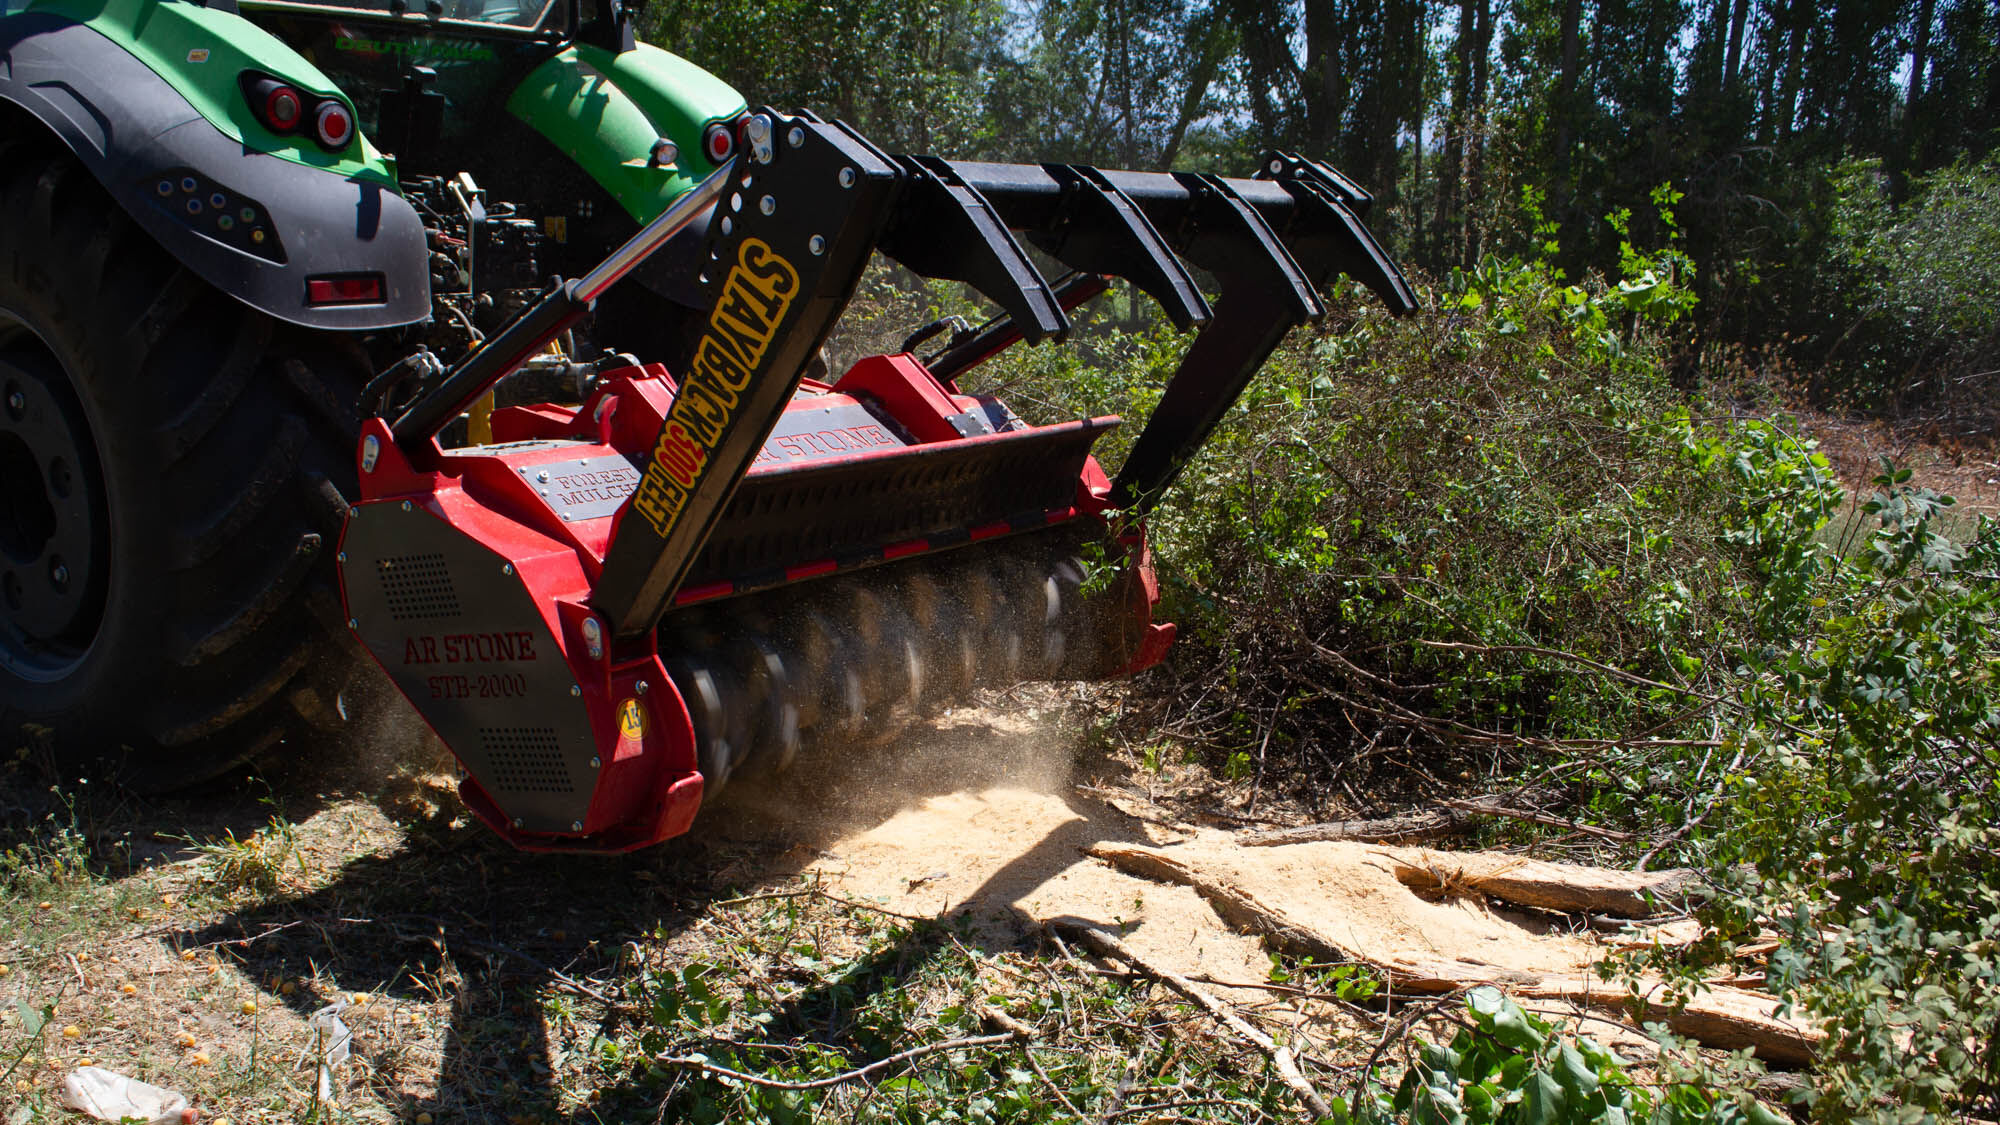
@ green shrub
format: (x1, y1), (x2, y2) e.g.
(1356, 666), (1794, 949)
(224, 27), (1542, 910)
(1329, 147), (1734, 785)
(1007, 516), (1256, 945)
(977, 234), (1743, 814)
(1640, 462), (2000, 1121)
(1343, 988), (1780, 1124)
(1818, 154), (2000, 410)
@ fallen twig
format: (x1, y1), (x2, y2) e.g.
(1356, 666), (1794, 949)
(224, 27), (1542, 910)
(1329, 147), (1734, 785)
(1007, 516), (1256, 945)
(1078, 965), (1386, 1028)
(1239, 808), (1466, 846)
(1054, 920), (1333, 1121)
(708, 886), (938, 922)
(1438, 798), (1636, 842)
(1637, 744), (1746, 871)
(980, 1004), (1085, 1118)
(1239, 793), (1631, 847)
(1105, 1096), (1274, 1120)
(655, 1027), (1026, 1092)
(1351, 990), (1466, 1107)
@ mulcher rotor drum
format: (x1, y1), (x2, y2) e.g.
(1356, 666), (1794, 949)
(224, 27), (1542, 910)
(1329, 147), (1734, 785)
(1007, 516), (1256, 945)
(661, 530), (1116, 798)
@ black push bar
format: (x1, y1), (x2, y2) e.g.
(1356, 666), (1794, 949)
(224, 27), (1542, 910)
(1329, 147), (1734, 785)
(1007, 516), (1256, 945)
(371, 107), (1415, 641)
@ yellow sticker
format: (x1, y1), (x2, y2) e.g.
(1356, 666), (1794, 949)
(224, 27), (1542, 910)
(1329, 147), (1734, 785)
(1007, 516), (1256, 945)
(630, 237), (801, 536)
(187, 48), (210, 63)
(618, 698), (644, 742)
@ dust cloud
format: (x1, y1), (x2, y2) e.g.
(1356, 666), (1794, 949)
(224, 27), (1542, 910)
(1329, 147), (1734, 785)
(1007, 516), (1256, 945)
(701, 700), (1281, 995)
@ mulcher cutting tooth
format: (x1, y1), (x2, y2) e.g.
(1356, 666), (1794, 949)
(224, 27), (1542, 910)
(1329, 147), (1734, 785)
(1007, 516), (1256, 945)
(794, 606), (869, 742)
(851, 586), (926, 718)
(729, 630), (801, 775)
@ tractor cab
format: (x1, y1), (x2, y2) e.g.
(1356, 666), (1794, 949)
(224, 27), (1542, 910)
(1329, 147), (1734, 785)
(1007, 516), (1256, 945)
(235, 0), (749, 376)
(238, 0), (686, 179)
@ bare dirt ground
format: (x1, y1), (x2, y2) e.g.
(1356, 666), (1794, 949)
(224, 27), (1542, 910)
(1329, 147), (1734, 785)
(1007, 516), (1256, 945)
(1798, 409), (2000, 515)
(1, 685), (1807, 1123)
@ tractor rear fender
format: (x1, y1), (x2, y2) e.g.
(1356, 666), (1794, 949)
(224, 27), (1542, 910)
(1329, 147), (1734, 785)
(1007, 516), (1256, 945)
(0, 11), (429, 329)
(506, 41), (747, 225)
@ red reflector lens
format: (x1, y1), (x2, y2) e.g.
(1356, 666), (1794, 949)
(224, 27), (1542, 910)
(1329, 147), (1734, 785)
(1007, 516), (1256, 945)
(703, 122), (733, 163)
(314, 101), (353, 149)
(263, 85), (303, 132)
(306, 274), (384, 305)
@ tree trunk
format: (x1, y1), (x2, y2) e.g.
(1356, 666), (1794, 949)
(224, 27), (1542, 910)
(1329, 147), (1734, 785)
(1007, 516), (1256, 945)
(1117, 0), (1136, 168)
(1777, 0), (1807, 137)
(1224, 0), (1299, 147)
(1723, 0), (1750, 89)
(1436, 0), (1476, 267)
(1702, 0), (1730, 96)
(1553, 0), (1584, 229)
(1159, 12), (1228, 169)
(1410, 115), (1425, 256)
(1465, 0), (1493, 266)
(1558, 0), (1583, 105)
(1301, 0), (1344, 153)
(1906, 0), (1936, 122)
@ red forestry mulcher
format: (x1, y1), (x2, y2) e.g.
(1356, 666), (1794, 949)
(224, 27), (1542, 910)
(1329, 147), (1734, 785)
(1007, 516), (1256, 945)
(335, 116), (1414, 852)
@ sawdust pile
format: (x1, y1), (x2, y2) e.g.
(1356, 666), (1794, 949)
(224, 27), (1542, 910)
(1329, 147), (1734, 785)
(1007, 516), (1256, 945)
(711, 705), (1819, 1064)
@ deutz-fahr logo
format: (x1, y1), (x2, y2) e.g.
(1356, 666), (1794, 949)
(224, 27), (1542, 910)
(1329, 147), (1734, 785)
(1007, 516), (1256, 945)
(334, 36), (499, 61)
(630, 238), (800, 537)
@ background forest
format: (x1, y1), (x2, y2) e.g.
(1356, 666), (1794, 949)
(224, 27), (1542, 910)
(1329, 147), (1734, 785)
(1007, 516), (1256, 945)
(645, 0), (2000, 417)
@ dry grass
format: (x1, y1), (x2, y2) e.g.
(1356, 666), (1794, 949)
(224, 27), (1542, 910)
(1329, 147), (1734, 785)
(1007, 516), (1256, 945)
(0, 680), (1783, 1123)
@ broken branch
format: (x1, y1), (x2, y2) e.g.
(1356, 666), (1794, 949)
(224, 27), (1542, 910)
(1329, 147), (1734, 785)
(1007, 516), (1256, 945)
(1053, 920), (1334, 1120)
(655, 1025), (1028, 1092)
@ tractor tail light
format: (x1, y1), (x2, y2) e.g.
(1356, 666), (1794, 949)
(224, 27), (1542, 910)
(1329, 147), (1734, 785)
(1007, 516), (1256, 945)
(247, 76), (305, 133)
(702, 120), (735, 165)
(313, 100), (354, 150)
(306, 273), (385, 306)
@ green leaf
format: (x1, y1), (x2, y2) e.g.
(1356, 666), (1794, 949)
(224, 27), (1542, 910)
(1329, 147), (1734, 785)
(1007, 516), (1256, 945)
(1519, 1071), (1564, 1125)
(1466, 985), (1507, 1021)
(1554, 1042), (1600, 1096)
(1745, 1103), (1791, 1125)
(1485, 998), (1546, 1051)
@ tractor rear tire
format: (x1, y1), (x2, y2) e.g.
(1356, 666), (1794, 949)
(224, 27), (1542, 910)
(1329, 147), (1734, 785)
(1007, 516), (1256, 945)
(0, 142), (371, 790)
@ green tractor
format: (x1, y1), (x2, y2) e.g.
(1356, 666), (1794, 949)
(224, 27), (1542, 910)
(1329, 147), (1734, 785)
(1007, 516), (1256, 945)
(0, 0), (758, 787)
(0, 0), (1414, 846)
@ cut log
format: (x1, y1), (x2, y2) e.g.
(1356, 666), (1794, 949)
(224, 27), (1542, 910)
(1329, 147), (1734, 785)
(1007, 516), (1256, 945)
(1515, 982), (1816, 1067)
(1085, 840), (1819, 1065)
(1087, 841), (1355, 962)
(1387, 851), (1701, 917)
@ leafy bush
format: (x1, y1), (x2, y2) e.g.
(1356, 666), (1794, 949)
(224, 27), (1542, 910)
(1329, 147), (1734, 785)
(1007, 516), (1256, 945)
(1344, 988), (1779, 1124)
(1818, 155), (2000, 411)
(977, 223), (1746, 814)
(1640, 461), (2000, 1120)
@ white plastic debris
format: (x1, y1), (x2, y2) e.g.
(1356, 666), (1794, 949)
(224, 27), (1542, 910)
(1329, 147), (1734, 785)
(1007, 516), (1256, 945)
(57, 1066), (189, 1124)
(308, 999), (352, 1106)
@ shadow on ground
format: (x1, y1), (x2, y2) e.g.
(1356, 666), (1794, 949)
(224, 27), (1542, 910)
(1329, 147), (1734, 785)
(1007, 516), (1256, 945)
(123, 696), (1148, 1122)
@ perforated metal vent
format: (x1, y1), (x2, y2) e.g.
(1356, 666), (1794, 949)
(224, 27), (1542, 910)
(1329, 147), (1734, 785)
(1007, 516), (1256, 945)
(376, 553), (461, 621)
(480, 727), (572, 794)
